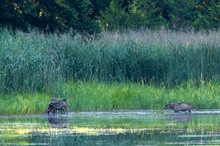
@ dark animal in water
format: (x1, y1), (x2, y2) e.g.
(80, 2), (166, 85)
(163, 102), (198, 113)
(46, 97), (69, 115)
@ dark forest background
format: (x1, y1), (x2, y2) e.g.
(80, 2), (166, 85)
(0, 0), (219, 33)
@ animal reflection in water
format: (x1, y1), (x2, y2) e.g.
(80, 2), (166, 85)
(167, 113), (192, 122)
(48, 116), (68, 128)
(46, 97), (69, 115)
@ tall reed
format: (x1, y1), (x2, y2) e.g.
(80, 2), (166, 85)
(0, 28), (220, 93)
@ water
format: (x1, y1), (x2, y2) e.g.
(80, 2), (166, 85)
(1, 110), (220, 145)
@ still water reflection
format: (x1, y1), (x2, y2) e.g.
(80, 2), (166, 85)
(0, 110), (220, 145)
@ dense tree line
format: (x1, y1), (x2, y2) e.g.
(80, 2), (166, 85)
(0, 0), (219, 33)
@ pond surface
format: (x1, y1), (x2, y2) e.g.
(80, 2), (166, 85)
(1, 110), (220, 145)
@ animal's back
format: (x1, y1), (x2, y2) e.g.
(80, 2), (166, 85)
(174, 102), (192, 112)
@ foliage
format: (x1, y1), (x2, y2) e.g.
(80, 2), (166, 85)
(0, 0), (100, 34)
(99, 0), (220, 31)
(99, 0), (129, 30)
(193, 0), (220, 30)
(0, 0), (219, 32)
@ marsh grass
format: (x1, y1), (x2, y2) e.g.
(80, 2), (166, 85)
(0, 93), (49, 114)
(1, 81), (219, 114)
(0, 28), (220, 93)
(61, 81), (220, 112)
(0, 28), (220, 114)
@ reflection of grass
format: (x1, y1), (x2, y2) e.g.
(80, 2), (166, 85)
(0, 113), (220, 146)
(0, 114), (219, 146)
(0, 120), (219, 136)
(1, 81), (220, 114)
(4, 114), (220, 130)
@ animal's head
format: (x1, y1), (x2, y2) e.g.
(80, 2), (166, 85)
(163, 103), (174, 110)
(51, 97), (57, 102)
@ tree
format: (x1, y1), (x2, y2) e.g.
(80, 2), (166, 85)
(99, 0), (129, 30)
(0, 0), (28, 30)
(90, 0), (111, 17)
(193, 0), (220, 30)
(0, 0), (100, 34)
(98, 0), (220, 31)
(127, 0), (169, 29)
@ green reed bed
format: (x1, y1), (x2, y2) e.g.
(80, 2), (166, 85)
(0, 28), (220, 114)
(0, 81), (220, 114)
(0, 28), (220, 94)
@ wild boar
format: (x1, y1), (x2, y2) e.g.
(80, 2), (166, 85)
(47, 98), (69, 114)
(163, 102), (198, 113)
